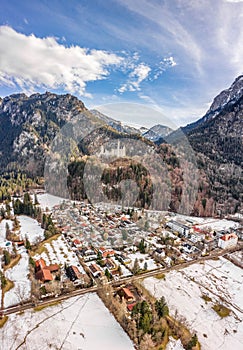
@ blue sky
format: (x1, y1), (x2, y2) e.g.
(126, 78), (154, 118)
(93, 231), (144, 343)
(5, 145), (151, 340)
(0, 0), (242, 127)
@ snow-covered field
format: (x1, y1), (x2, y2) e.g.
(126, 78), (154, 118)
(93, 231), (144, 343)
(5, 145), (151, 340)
(18, 215), (44, 244)
(36, 193), (65, 210)
(4, 247), (31, 308)
(228, 250), (243, 267)
(128, 252), (158, 271)
(143, 258), (243, 350)
(0, 293), (135, 350)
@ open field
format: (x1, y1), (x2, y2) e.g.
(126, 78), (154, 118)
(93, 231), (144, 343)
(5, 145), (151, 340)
(4, 247), (31, 308)
(0, 293), (135, 350)
(143, 257), (243, 350)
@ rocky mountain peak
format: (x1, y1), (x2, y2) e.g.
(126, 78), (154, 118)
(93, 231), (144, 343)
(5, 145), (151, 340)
(142, 124), (173, 142)
(0, 91), (87, 127)
(182, 75), (243, 132)
(208, 75), (243, 116)
(0, 92), (88, 175)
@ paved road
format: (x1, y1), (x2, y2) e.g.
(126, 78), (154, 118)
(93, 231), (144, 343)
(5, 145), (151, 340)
(1, 244), (242, 317)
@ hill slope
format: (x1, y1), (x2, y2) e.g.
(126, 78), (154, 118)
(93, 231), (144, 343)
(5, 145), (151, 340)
(0, 92), (88, 175)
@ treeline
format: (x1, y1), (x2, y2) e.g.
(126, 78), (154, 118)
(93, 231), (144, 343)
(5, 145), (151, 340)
(0, 172), (43, 202)
(68, 158), (153, 208)
(13, 193), (41, 218)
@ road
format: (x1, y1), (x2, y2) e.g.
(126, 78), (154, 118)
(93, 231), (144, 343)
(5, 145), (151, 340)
(1, 244), (242, 317)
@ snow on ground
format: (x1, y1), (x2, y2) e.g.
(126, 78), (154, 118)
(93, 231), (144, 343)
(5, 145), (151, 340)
(120, 264), (132, 277)
(36, 193), (65, 210)
(173, 214), (239, 231)
(34, 235), (85, 272)
(195, 219), (239, 231)
(18, 215), (44, 244)
(166, 337), (184, 350)
(143, 258), (243, 350)
(228, 251), (243, 267)
(128, 252), (158, 271)
(0, 293), (135, 350)
(4, 247), (31, 308)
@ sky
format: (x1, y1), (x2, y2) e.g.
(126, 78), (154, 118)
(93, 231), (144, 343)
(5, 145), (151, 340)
(0, 0), (242, 127)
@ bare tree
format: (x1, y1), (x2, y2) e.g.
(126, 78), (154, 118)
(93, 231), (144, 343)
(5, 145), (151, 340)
(14, 283), (28, 305)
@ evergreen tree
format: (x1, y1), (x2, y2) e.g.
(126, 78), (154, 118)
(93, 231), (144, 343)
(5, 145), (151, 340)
(5, 222), (11, 240)
(132, 258), (140, 274)
(34, 194), (39, 205)
(155, 296), (169, 318)
(3, 249), (11, 265)
(105, 268), (112, 281)
(138, 239), (146, 254)
(25, 237), (31, 250)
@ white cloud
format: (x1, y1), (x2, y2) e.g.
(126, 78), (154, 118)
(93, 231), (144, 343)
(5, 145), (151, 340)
(153, 56), (177, 79)
(0, 26), (123, 97)
(117, 0), (203, 74)
(118, 63), (151, 93)
(224, 0), (243, 3)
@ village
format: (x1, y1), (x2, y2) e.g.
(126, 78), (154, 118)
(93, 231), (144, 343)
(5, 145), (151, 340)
(0, 191), (242, 349)
(0, 192), (242, 308)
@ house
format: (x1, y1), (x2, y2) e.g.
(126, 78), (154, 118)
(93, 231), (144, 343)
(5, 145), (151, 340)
(45, 264), (59, 272)
(35, 258), (60, 282)
(189, 233), (204, 244)
(119, 253), (131, 265)
(89, 263), (102, 277)
(73, 239), (82, 248)
(16, 241), (25, 247)
(66, 265), (82, 281)
(111, 269), (120, 277)
(218, 233), (238, 249)
(127, 302), (136, 312)
(119, 287), (135, 302)
(35, 258), (47, 272)
(99, 247), (115, 258)
(105, 258), (117, 271)
(35, 268), (53, 282)
(153, 248), (166, 259)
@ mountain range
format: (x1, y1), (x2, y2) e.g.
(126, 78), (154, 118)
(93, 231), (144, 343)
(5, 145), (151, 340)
(0, 76), (242, 216)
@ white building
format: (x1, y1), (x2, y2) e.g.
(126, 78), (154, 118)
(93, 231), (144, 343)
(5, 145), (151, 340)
(166, 220), (190, 237)
(98, 140), (126, 158)
(218, 233), (238, 249)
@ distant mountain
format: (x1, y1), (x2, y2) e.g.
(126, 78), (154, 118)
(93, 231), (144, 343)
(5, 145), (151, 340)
(90, 109), (140, 135)
(139, 126), (149, 134)
(142, 124), (173, 142)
